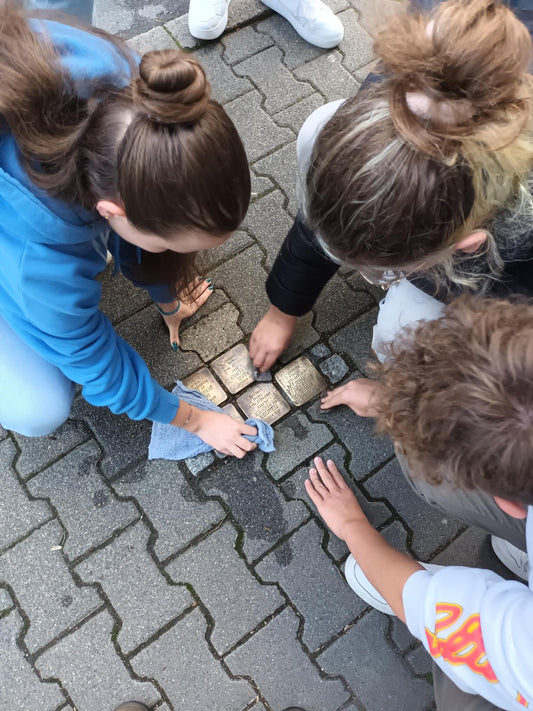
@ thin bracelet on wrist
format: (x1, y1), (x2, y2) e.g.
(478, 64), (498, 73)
(183, 404), (193, 427)
(155, 300), (181, 317)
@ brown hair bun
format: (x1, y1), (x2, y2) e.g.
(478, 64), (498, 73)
(133, 50), (211, 124)
(374, 0), (533, 157)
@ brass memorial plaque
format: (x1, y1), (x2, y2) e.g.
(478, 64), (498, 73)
(183, 367), (226, 405)
(211, 344), (255, 394)
(274, 356), (326, 407)
(221, 403), (245, 423)
(236, 383), (290, 425)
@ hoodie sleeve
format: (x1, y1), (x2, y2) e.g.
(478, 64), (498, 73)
(19, 241), (180, 423)
(403, 567), (533, 711)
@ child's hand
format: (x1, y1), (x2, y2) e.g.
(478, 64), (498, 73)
(305, 457), (369, 541)
(158, 277), (213, 351)
(249, 305), (296, 372)
(320, 378), (380, 417)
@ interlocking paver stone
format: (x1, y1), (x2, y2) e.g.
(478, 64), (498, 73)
(279, 311), (320, 362)
(307, 399), (395, 480)
(0, 520), (101, 653)
(0, 609), (64, 711)
(13, 419), (91, 480)
(97, 267), (152, 326)
(127, 25), (178, 53)
(337, 7), (375, 73)
(235, 47), (314, 113)
(36, 611), (160, 709)
(256, 15), (324, 69)
(166, 522), (283, 653)
(0, 438), (51, 551)
(328, 306), (378, 375)
(226, 607), (350, 710)
(201, 451), (309, 561)
(257, 520), (365, 650)
(27, 442), (138, 560)
(318, 609), (434, 710)
(195, 44), (252, 104)
(314, 275), (375, 333)
(114, 459), (225, 560)
(295, 51), (359, 101)
(185, 450), (216, 476)
(273, 92), (325, 133)
(131, 608), (255, 710)
(222, 25), (274, 64)
(0, 588), (13, 612)
(180, 303), (244, 361)
(254, 141), (299, 216)
(390, 617), (419, 654)
(76, 522), (193, 654)
(266, 412), (333, 480)
(406, 644), (433, 677)
(202, 229), (254, 270)
(225, 90), (294, 162)
(244, 190), (294, 268)
(365, 458), (463, 559)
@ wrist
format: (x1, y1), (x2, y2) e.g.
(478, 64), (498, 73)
(268, 304), (297, 324)
(156, 299), (181, 317)
(172, 402), (202, 433)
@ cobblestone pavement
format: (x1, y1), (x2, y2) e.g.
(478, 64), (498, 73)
(1, 2), (510, 710)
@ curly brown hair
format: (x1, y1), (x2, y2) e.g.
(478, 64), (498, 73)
(373, 295), (533, 505)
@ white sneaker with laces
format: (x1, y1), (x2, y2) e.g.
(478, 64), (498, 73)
(491, 536), (529, 581)
(188, 0), (230, 40)
(344, 554), (442, 615)
(262, 0), (344, 48)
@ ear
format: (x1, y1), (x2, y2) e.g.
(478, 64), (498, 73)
(454, 230), (487, 254)
(95, 200), (126, 220)
(494, 496), (528, 519)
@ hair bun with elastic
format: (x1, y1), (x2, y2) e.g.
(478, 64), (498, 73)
(133, 50), (211, 124)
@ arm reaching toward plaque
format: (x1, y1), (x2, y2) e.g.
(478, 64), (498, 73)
(249, 306), (297, 372)
(320, 379), (381, 417)
(172, 403), (258, 458)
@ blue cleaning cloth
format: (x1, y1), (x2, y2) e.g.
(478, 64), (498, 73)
(149, 381), (275, 461)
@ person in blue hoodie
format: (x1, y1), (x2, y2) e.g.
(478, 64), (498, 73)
(0, 1), (259, 458)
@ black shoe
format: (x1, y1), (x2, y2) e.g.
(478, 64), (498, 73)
(114, 703), (150, 711)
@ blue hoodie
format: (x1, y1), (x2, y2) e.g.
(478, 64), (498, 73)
(0, 19), (180, 423)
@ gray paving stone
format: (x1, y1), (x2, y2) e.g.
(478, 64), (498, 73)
(251, 173), (276, 197)
(76, 522), (193, 654)
(163, 15), (199, 50)
(0, 439), (51, 552)
(131, 608), (255, 710)
(226, 607), (350, 710)
(0, 424), (6, 440)
(200, 451), (309, 561)
(225, 90), (294, 163)
(202, 229), (254, 270)
(195, 44), (252, 104)
(36, 610), (160, 709)
(210, 245), (271, 334)
(94, 0), (184, 38)
(257, 520), (366, 650)
(235, 47), (313, 114)
(256, 15), (324, 70)
(267, 412), (333, 480)
(406, 644), (433, 677)
(185, 451), (216, 476)
(0, 609), (64, 711)
(346, 270), (385, 303)
(254, 141), (299, 216)
(221, 25), (274, 64)
(314, 274), (375, 334)
(114, 459), (225, 560)
(127, 25), (178, 53)
(309, 343), (331, 361)
(279, 311), (320, 362)
(354, 58), (379, 85)
(328, 306), (378, 376)
(349, 0), (402, 37)
(13, 419), (91, 480)
(390, 617), (419, 654)
(70, 398), (152, 480)
(380, 519), (410, 552)
(337, 8), (375, 73)
(27, 442), (138, 560)
(307, 398), (394, 479)
(180, 303), (244, 361)
(244, 190), (294, 268)
(365, 458), (463, 559)
(166, 522), (283, 653)
(0, 588), (13, 613)
(97, 267), (152, 326)
(431, 526), (489, 569)
(273, 92), (325, 133)
(226, 0), (266, 31)
(116, 306), (203, 385)
(295, 51), (359, 102)
(320, 354), (350, 383)
(0, 520), (101, 653)
(318, 610), (434, 710)
(172, 288), (230, 332)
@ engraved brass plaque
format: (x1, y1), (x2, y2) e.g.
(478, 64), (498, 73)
(211, 344), (254, 394)
(236, 383), (290, 425)
(274, 356), (327, 407)
(221, 403), (245, 423)
(183, 367), (226, 405)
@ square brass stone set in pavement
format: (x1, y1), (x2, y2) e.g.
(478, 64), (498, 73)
(183, 344), (326, 426)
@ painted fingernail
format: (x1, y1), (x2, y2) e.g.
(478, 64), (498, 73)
(198, 275), (204, 281)
(172, 342), (178, 351)
(206, 277), (212, 283)
(208, 285), (214, 290)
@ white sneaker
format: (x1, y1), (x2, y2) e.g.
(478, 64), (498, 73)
(491, 536), (529, 581)
(188, 0), (230, 40)
(344, 554), (442, 615)
(262, 0), (344, 48)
